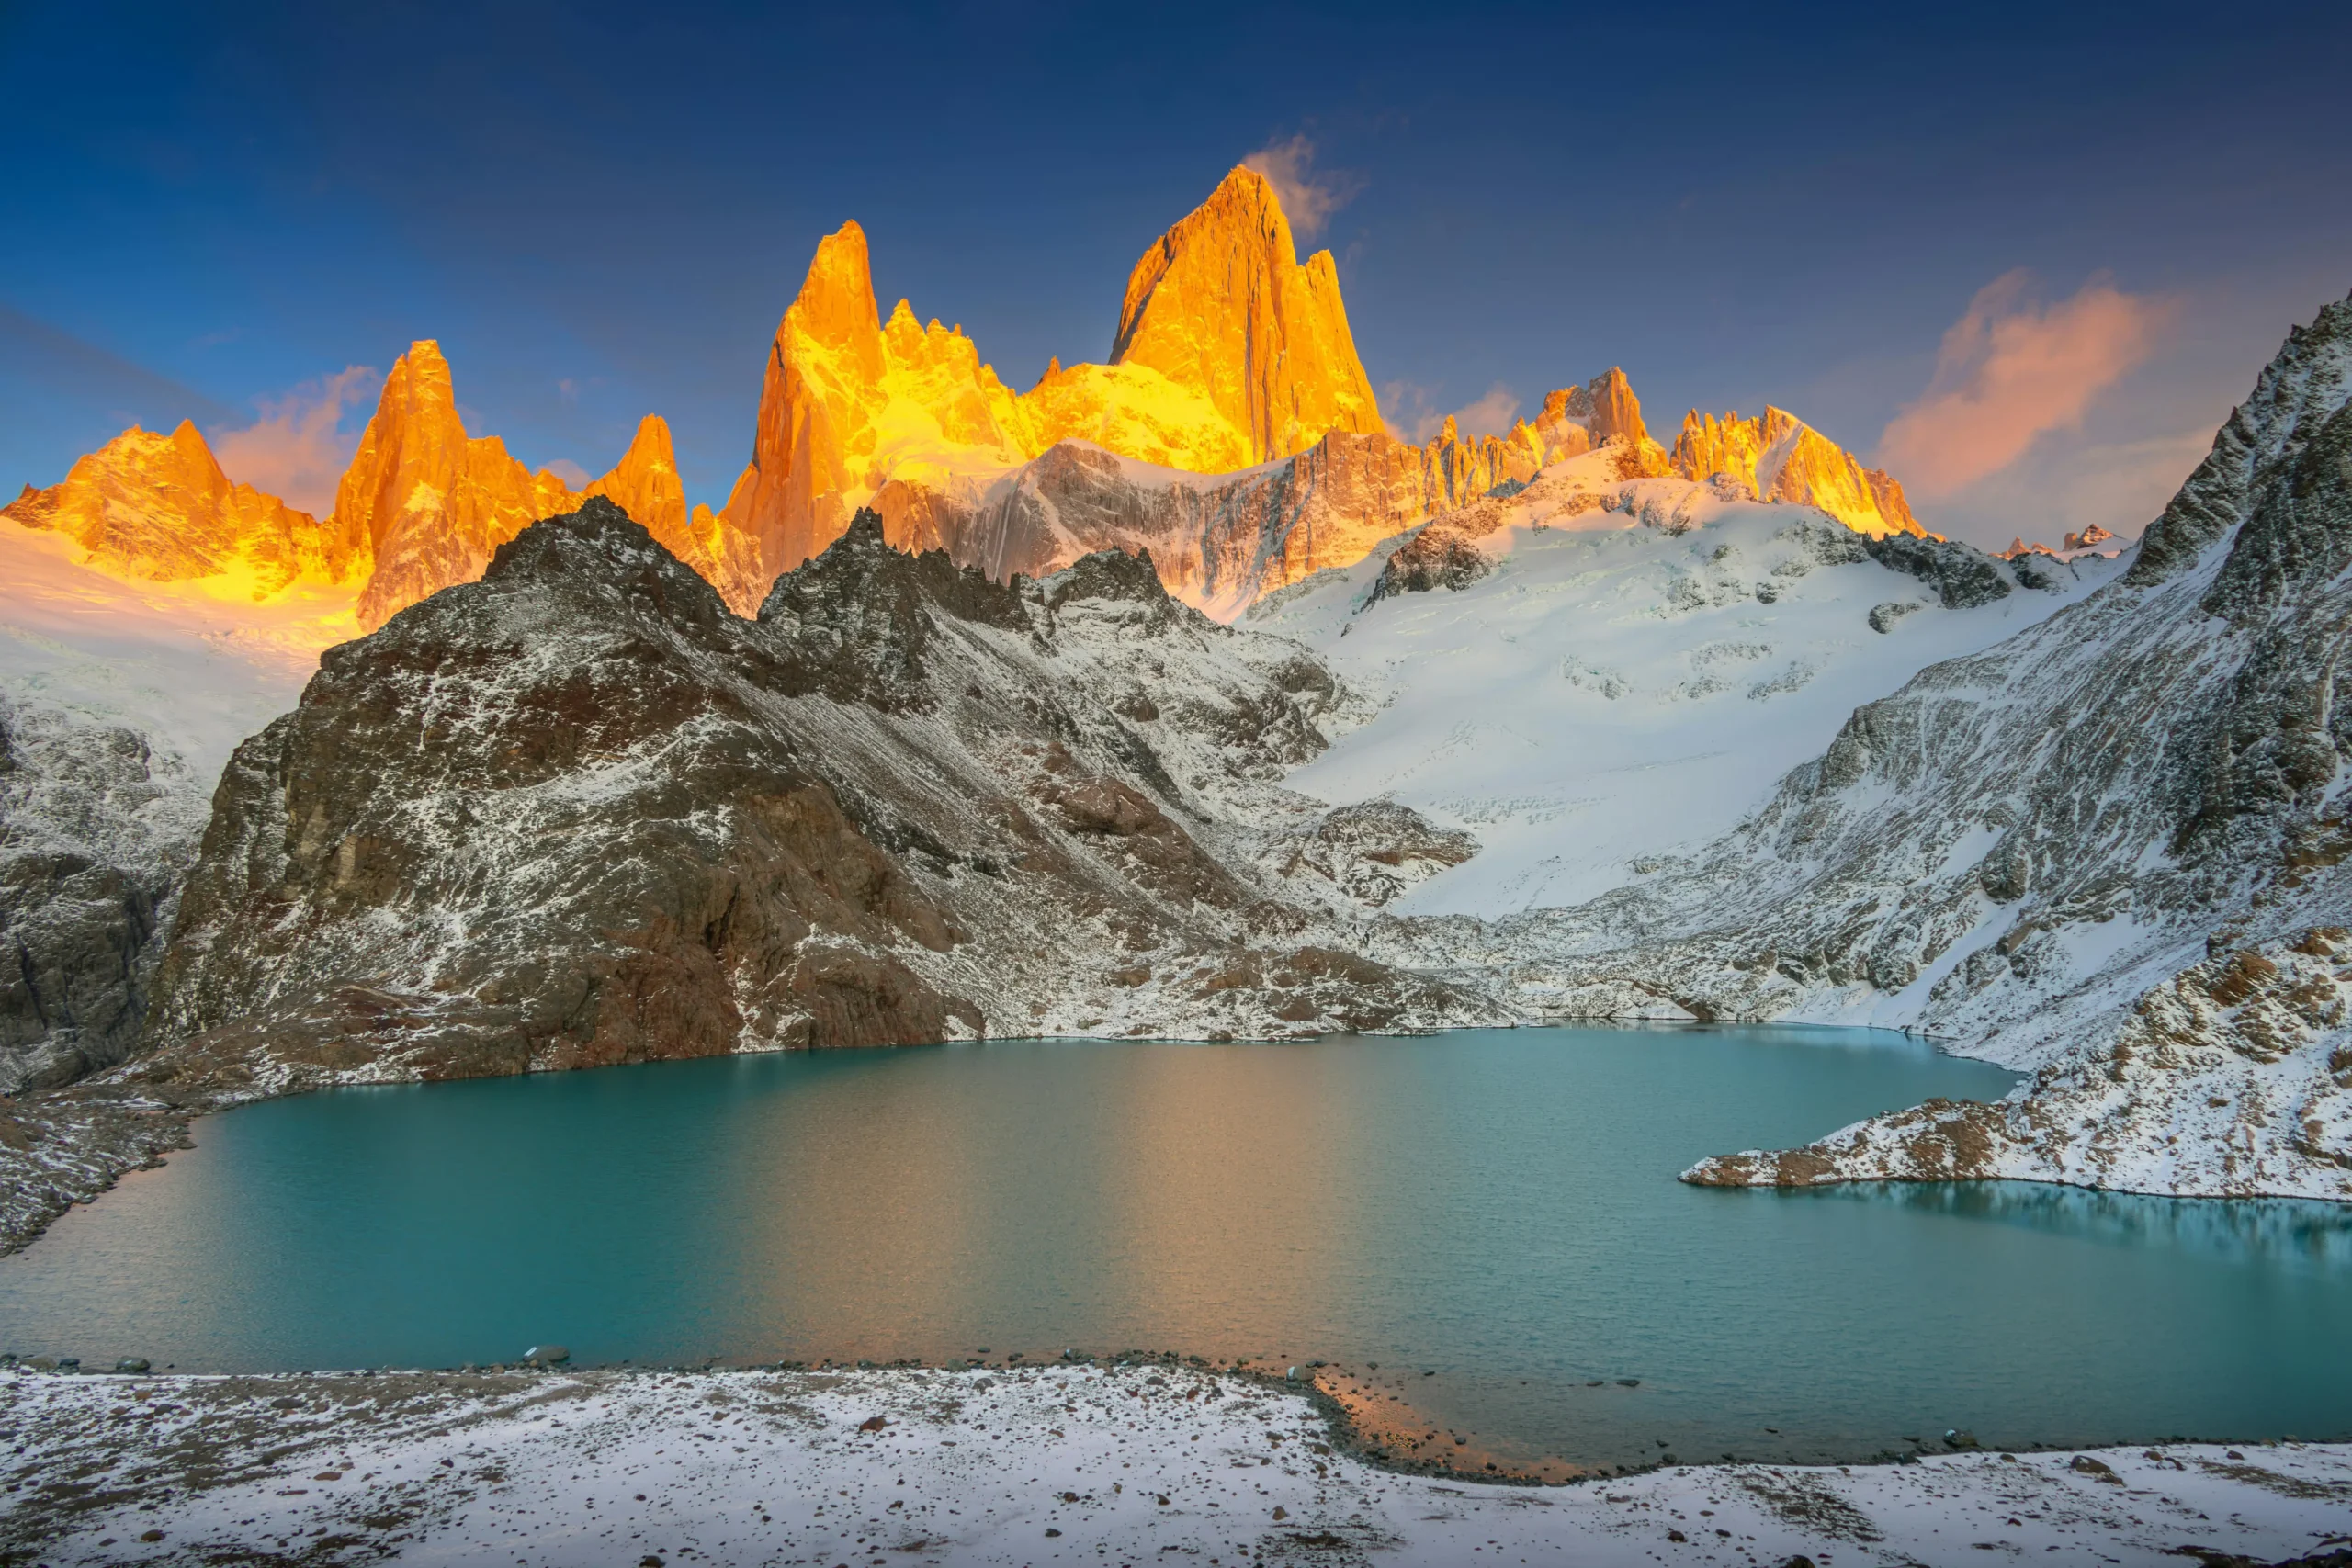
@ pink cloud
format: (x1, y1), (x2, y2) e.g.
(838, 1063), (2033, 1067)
(1241, 134), (1363, 239)
(1877, 271), (2175, 499)
(1442, 383), (1521, 440)
(1380, 380), (1521, 444)
(211, 366), (378, 516)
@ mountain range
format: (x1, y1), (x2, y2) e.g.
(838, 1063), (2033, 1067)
(4, 165), (2342, 1249)
(5, 166), (1922, 632)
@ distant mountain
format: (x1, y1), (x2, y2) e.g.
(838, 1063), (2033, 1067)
(3, 421), (364, 596)
(7, 168), (1938, 634)
(1248, 447), (2110, 914)
(1456, 287), (2352, 1201)
(713, 166), (1396, 582)
(942, 368), (1665, 618)
(1670, 406), (1922, 537)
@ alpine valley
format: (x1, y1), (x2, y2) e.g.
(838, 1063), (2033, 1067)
(3, 164), (2348, 1260)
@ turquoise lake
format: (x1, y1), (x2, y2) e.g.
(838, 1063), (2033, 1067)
(6, 1025), (2350, 1469)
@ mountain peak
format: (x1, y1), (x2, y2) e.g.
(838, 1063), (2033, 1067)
(1108, 169), (1383, 465)
(717, 175), (1396, 583)
(340, 341), (582, 627)
(1540, 368), (1654, 451)
(1671, 405), (1922, 537)
(3, 419), (355, 596)
(583, 414), (695, 567)
(789, 221), (887, 375)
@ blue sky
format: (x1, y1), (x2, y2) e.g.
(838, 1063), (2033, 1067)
(4, 0), (2347, 548)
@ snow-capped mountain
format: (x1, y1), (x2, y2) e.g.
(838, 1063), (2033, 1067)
(0, 168), (1947, 1124)
(4, 420), (363, 596)
(1668, 405), (1921, 537)
(16, 174), (2336, 1232)
(6, 168), (1924, 639)
(1246, 446), (2120, 915)
(1427, 288), (2352, 1201)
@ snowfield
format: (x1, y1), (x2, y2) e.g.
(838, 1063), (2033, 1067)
(0, 514), (357, 791)
(1250, 452), (2122, 916)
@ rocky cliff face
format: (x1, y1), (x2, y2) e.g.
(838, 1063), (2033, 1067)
(337, 342), (586, 628)
(949, 422), (1554, 618)
(0, 699), (179, 1091)
(715, 171), (1402, 586)
(582, 414), (690, 561)
(713, 224), (1038, 586)
(1671, 406), (1922, 537)
(3, 422), (363, 595)
(1535, 367), (1665, 465)
(911, 370), (1668, 617)
(1455, 288), (2352, 1200)
(130, 501), (1493, 1105)
(1108, 165), (1384, 465)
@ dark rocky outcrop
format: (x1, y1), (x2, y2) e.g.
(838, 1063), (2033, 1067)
(1368, 525), (1492, 601)
(1860, 533), (2011, 609)
(123, 500), (1489, 1112)
(0, 701), (196, 1094)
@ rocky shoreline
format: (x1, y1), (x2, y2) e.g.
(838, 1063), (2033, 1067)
(4, 1359), (2348, 1566)
(0, 1086), (192, 1257)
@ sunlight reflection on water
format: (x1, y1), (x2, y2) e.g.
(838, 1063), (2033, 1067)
(4, 1026), (2346, 1465)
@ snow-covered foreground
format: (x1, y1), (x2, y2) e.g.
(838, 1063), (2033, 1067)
(5, 1363), (2346, 1567)
(1252, 460), (2120, 916)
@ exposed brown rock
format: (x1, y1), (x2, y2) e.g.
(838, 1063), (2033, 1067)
(131, 501), (1494, 1109)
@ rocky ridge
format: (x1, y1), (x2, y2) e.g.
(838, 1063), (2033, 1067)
(120, 500), (1494, 1116)
(921, 368), (1668, 617)
(1670, 405), (1922, 537)
(13, 175), (1932, 643)
(1432, 288), (2352, 1200)
(336, 341), (589, 628)
(3, 421), (362, 596)
(712, 167), (1397, 585)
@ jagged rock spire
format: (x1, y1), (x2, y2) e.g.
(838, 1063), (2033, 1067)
(1109, 165), (1385, 465)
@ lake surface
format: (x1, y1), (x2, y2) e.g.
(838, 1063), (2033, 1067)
(7, 1026), (2351, 1469)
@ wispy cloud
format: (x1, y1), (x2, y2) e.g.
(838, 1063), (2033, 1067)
(0, 304), (236, 426)
(210, 366), (377, 516)
(1381, 379), (1521, 444)
(1241, 134), (1363, 239)
(1877, 271), (2175, 499)
(1444, 383), (1521, 440)
(1923, 424), (2214, 552)
(543, 457), (591, 487)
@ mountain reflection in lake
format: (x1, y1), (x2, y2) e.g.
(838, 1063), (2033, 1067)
(1814, 1179), (2352, 1270)
(5, 1027), (2347, 1467)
